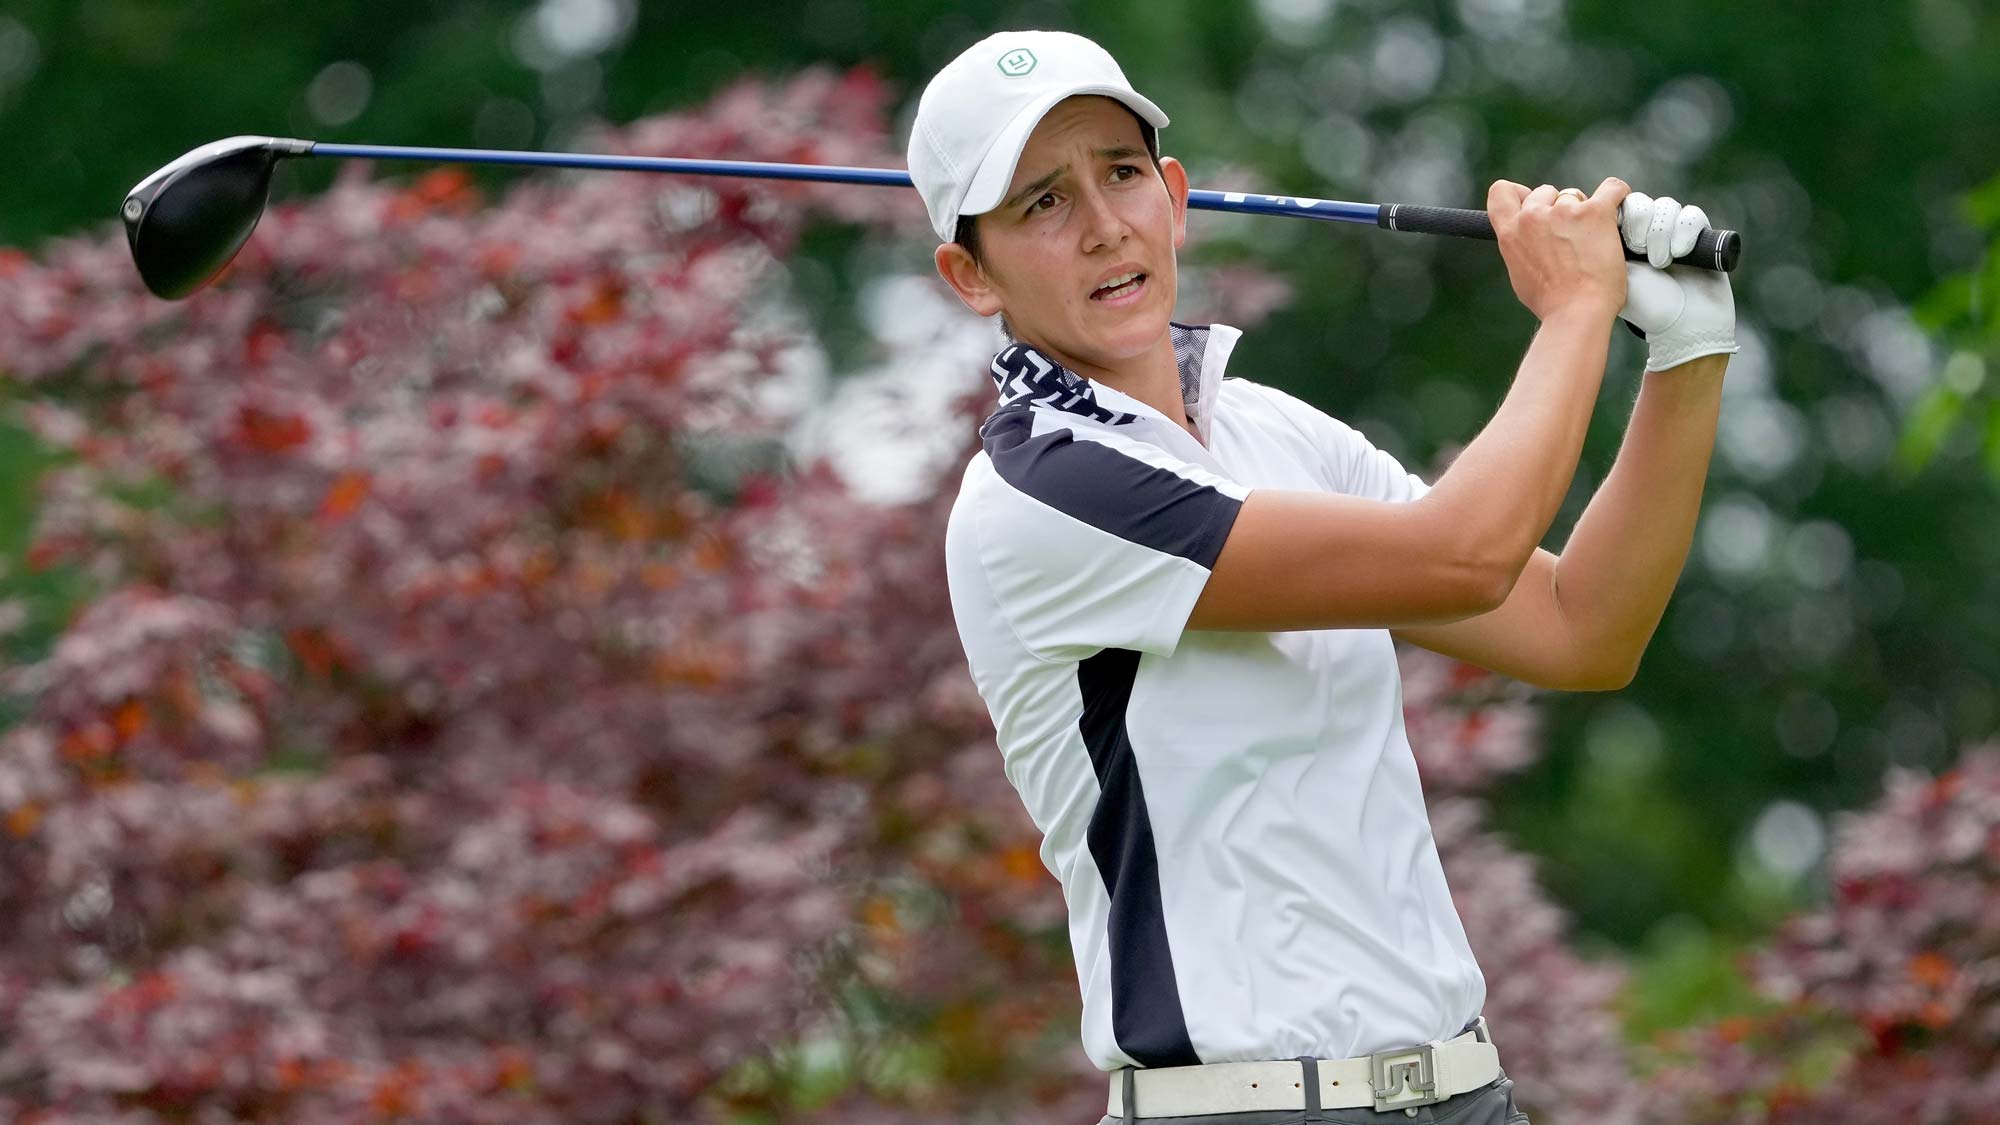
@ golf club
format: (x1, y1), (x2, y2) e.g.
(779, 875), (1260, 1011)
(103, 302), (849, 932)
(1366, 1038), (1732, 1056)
(120, 135), (1742, 301)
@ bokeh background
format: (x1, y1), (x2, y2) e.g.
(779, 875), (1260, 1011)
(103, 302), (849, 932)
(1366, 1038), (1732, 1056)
(2, 1), (1997, 1121)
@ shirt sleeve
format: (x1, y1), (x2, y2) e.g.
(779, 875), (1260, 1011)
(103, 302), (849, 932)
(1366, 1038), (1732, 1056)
(1337, 422), (1432, 503)
(1254, 382), (1433, 502)
(973, 412), (1248, 662)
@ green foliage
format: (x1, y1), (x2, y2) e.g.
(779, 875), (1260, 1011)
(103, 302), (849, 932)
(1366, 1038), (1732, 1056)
(1620, 915), (1770, 1044)
(0, 395), (91, 687)
(1901, 172), (2000, 480)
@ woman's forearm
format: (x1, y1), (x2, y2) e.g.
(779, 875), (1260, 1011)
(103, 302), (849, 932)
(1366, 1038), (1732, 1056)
(1420, 307), (1616, 600)
(1552, 353), (1729, 680)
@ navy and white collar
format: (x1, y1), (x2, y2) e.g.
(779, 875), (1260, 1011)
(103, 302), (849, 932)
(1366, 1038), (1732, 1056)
(987, 322), (1242, 437)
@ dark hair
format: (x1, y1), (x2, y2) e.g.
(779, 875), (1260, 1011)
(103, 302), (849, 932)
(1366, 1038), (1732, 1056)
(953, 117), (1162, 341)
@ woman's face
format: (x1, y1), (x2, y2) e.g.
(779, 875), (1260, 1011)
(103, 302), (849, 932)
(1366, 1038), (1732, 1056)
(935, 96), (1190, 377)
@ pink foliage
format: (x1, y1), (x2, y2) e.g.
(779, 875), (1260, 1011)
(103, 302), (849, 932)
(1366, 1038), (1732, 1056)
(1431, 798), (1638, 1123)
(0, 67), (945, 1123)
(1638, 747), (2000, 1124)
(1402, 646), (1543, 794)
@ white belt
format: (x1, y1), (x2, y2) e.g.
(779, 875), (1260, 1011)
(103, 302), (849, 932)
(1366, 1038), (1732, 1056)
(1107, 1018), (1499, 1117)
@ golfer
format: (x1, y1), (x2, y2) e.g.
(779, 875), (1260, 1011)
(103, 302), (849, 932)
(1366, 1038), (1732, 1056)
(912, 30), (1734, 1125)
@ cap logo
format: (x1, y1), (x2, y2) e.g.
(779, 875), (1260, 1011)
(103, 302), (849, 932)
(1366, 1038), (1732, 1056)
(996, 48), (1037, 77)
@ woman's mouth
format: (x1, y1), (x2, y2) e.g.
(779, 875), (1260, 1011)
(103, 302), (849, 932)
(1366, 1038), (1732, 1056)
(1090, 271), (1147, 304)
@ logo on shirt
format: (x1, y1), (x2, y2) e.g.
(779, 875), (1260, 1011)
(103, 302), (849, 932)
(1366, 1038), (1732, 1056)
(996, 48), (1037, 77)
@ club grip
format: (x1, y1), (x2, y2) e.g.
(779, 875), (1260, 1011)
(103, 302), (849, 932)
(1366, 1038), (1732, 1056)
(1377, 203), (1740, 273)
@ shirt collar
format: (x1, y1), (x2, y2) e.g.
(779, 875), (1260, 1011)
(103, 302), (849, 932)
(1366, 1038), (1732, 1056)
(986, 322), (1243, 437)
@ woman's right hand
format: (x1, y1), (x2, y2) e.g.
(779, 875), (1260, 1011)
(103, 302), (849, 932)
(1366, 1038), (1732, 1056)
(1488, 177), (1631, 323)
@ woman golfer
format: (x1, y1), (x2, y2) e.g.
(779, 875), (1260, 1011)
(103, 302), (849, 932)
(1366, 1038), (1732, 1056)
(912, 29), (1735, 1125)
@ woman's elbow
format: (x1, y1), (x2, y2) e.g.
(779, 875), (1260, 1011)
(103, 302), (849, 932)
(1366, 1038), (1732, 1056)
(1560, 653), (1640, 692)
(1424, 555), (1514, 621)
(1420, 500), (1532, 618)
(1453, 544), (1531, 619)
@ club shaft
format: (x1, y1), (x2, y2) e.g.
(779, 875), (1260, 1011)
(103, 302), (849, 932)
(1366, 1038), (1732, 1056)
(309, 143), (1380, 222)
(300, 142), (1739, 271)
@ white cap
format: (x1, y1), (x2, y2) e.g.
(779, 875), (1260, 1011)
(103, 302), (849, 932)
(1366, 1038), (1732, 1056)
(907, 30), (1169, 243)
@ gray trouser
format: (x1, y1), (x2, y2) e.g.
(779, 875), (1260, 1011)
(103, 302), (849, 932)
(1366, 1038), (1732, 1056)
(1092, 1069), (1530, 1125)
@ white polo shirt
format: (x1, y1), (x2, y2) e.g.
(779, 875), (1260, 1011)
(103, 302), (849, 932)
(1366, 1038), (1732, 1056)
(943, 322), (1487, 1072)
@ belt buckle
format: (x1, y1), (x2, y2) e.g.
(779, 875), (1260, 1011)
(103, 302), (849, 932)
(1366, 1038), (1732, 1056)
(1370, 1040), (1443, 1112)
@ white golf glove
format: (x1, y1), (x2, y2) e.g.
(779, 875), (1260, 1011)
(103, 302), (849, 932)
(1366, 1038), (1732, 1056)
(1617, 191), (1738, 372)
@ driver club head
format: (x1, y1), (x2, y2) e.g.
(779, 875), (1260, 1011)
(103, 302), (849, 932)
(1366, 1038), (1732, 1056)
(121, 136), (312, 300)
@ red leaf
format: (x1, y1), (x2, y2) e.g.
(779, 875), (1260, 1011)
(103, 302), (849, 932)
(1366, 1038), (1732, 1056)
(245, 321), (287, 365)
(58, 721), (117, 762)
(234, 403), (312, 452)
(110, 697), (149, 742)
(319, 471), (372, 523)
(285, 627), (344, 679)
(570, 280), (625, 326)
(4, 803), (40, 838)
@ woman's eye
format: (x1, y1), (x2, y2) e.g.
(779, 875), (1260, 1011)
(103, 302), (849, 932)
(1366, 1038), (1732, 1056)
(1028, 193), (1056, 214)
(1112, 165), (1139, 180)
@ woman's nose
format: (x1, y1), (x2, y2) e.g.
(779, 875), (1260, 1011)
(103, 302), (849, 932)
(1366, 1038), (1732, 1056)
(1077, 186), (1131, 250)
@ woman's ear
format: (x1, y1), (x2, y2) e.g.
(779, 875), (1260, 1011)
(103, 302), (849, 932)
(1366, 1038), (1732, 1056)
(1160, 157), (1191, 251)
(935, 240), (1004, 318)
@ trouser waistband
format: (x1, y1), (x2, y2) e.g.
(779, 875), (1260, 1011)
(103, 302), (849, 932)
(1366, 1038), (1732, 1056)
(1110, 1017), (1499, 1121)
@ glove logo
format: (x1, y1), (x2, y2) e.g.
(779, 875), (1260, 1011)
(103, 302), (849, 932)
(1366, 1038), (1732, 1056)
(996, 48), (1037, 77)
